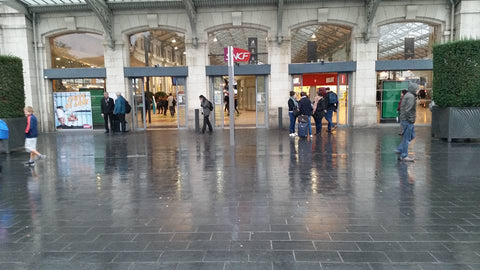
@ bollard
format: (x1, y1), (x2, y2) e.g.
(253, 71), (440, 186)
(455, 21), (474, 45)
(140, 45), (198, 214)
(278, 107), (283, 129)
(195, 109), (200, 132)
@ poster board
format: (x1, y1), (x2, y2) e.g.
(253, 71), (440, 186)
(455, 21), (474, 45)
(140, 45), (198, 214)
(381, 81), (409, 119)
(53, 92), (93, 130)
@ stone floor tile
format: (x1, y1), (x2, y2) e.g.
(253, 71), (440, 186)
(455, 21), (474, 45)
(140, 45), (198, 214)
(322, 263), (372, 270)
(112, 252), (161, 262)
(294, 251), (342, 262)
(272, 262), (321, 270)
(272, 241), (315, 250)
(225, 262), (272, 270)
(204, 250), (248, 261)
(175, 262), (225, 270)
(385, 252), (437, 263)
(340, 252), (390, 263)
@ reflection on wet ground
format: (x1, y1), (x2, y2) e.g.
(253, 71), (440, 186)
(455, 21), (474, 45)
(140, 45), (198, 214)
(0, 127), (480, 269)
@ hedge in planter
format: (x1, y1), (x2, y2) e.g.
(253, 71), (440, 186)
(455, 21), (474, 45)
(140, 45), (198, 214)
(0, 55), (26, 153)
(432, 40), (480, 141)
(0, 55), (25, 118)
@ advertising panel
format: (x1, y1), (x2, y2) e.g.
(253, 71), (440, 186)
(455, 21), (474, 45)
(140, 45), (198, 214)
(53, 92), (93, 130)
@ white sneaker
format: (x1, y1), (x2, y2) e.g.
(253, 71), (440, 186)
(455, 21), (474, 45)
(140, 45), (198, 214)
(310, 135), (313, 138)
(289, 133), (295, 137)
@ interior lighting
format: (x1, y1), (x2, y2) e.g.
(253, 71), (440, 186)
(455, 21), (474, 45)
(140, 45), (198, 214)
(174, 46), (178, 50)
(172, 39), (176, 43)
(213, 37), (218, 42)
(311, 33), (316, 39)
(183, 51), (186, 55)
(55, 57), (61, 61)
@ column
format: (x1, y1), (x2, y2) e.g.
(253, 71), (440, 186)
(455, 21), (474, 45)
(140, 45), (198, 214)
(267, 37), (290, 128)
(456, 0), (480, 39)
(105, 42), (127, 97)
(351, 34), (378, 127)
(185, 41), (208, 129)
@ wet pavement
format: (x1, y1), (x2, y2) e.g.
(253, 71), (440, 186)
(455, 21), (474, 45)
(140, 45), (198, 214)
(0, 127), (480, 270)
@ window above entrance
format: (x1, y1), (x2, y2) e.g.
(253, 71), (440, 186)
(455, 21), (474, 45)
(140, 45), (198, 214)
(208, 28), (268, 66)
(129, 30), (186, 67)
(50, 32), (105, 69)
(291, 24), (352, 64)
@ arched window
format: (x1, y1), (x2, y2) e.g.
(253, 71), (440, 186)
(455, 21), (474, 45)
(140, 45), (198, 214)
(50, 32), (105, 68)
(378, 22), (436, 60)
(291, 24), (352, 63)
(208, 27), (268, 65)
(129, 30), (186, 67)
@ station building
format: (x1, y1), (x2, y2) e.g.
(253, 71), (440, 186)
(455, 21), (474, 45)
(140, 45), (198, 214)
(0, 0), (479, 131)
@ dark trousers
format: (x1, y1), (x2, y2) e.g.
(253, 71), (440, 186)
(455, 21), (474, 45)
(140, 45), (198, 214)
(116, 114), (126, 132)
(169, 106), (175, 117)
(103, 113), (114, 132)
(202, 115), (213, 133)
(314, 113), (324, 134)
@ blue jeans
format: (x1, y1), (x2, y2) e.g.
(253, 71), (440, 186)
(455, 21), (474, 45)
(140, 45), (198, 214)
(397, 121), (415, 158)
(288, 112), (296, 134)
(325, 110), (335, 131)
(306, 116), (312, 135)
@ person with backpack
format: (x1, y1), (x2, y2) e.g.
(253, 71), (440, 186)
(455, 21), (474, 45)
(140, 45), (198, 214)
(287, 91), (299, 137)
(313, 88), (327, 135)
(113, 92), (127, 133)
(298, 92), (313, 138)
(325, 87), (338, 133)
(199, 95), (213, 134)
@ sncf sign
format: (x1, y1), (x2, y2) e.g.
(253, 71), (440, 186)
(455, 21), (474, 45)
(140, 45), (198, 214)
(224, 47), (251, 62)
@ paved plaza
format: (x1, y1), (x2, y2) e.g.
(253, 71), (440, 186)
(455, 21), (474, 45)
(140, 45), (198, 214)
(0, 127), (480, 270)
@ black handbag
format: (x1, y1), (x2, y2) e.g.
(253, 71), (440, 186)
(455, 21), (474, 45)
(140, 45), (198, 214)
(293, 107), (300, 117)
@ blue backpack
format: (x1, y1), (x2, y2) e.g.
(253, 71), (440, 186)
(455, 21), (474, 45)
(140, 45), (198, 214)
(0, 120), (9, 140)
(328, 92), (338, 104)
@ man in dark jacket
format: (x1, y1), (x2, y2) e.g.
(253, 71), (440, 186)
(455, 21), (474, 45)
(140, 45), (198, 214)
(298, 92), (313, 137)
(100, 92), (115, 134)
(199, 95), (213, 134)
(396, 83), (417, 162)
(325, 87), (338, 133)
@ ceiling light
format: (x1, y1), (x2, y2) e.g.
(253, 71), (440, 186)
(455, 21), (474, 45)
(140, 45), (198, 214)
(172, 39), (176, 43)
(174, 46), (178, 50)
(183, 51), (186, 55)
(213, 37), (218, 42)
(55, 57), (61, 61)
(311, 33), (316, 39)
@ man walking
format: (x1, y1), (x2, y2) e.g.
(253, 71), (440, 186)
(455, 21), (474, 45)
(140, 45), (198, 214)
(199, 95), (213, 134)
(396, 83), (418, 162)
(101, 92), (115, 134)
(325, 87), (338, 133)
(113, 92), (127, 133)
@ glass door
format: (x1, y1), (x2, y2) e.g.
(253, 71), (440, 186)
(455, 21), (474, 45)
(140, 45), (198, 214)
(337, 73), (349, 126)
(175, 77), (187, 129)
(130, 78), (146, 130)
(256, 76), (268, 128)
(210, 76), (225, 128)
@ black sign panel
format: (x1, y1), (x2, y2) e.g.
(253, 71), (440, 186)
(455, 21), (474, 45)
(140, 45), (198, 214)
(307, 41), (317, 62)
(248, 37), (258, 64)
(404, 38), (415, 60)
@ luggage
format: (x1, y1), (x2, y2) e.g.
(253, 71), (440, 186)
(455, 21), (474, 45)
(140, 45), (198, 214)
(298, 122), (308, 138)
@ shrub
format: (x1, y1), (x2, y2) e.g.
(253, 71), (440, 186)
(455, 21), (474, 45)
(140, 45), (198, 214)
(433, 40), (480, 107)
(0, 55), (25, 118)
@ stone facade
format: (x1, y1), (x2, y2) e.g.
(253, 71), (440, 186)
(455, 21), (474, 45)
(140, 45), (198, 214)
(1, 0), (476, 131)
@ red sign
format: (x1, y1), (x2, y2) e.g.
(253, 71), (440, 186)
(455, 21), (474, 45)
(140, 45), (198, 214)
(224, 47), (251, 62)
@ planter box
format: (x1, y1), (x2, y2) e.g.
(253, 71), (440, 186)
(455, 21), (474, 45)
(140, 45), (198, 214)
(0, 118), (25, 153)
(432, 106), (480, 141)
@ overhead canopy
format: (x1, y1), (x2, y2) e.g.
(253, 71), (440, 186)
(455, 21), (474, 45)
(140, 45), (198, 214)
(14, 0), (319, 12)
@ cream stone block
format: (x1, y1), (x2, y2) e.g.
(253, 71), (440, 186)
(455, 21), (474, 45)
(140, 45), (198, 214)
(232, 12), (242, 26)
(406, 5), (418, 20)
(64, 17), (76, 31)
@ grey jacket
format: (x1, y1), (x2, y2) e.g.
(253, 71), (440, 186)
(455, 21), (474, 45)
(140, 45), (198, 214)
(201, 99), (211, 117)
(399, 83), (417, 123)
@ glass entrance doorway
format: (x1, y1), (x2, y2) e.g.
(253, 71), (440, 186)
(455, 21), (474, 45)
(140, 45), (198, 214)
(292, 73), (350, 126)
(129, 76), (187, 130)
(210, 75), (268, 128)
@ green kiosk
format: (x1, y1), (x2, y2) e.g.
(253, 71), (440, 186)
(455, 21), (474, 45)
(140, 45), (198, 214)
(381, 81), (409, 122)
(80, 88), (104, 128)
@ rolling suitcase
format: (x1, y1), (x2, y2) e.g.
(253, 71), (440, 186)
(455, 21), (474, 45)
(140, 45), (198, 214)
(298, 122), (308, 138)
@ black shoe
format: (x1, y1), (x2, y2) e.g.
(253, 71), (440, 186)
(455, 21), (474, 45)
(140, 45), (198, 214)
(24, 161), (35, 166)
(104, 131), (109, 134)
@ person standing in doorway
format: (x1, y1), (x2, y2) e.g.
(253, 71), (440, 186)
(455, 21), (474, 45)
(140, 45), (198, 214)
(313, 88), (327, 135)
(167, 93), (176, 117)
(325, 87), (338, 133)
(113, 92), (127, 133)
(287, 91), (299, 136)
(24, 107), (46, 166)
(199, 95), (213, 134)
(298, 92), (313, 137)
(101, 92), (115, 134)
(396, 83), (418, 162)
